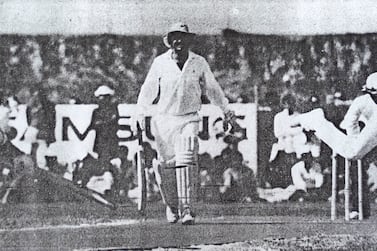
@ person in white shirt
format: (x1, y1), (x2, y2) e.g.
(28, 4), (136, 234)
(293, 72), (377, 160)
(269, 93), (321, 188)
(290, 156), (323, 193)
(258, 153), (323, 203)
(270, 93), (307, 162)
(292, 72), (377, 218)
(134, 22), (234, 225)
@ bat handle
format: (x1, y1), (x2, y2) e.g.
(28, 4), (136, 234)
(136, 121), (142, 132)
(136, 122), (143, 145)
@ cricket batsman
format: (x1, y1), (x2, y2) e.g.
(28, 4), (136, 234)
(292, 72), (377, 160)
(133, 22), (234, 224)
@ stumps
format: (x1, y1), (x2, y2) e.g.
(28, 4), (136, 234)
(357, 159), (363, 221)
(344, 159), (350, 221)
(331, 153), (363, 221)
(331, 153), (337, 221)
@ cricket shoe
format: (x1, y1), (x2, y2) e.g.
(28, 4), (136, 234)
(350, 211), (359, 220)
(166, 206), (179, 224)
(181, 208), (195, 225)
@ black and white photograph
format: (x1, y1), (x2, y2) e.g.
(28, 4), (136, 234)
(1, 0), (377, 250)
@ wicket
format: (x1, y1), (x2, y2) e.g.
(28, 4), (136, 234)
(331, 152), (363, 221)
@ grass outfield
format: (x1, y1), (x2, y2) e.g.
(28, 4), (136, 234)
(0, 200), (376, 229)
(189, 235), (377, 251)
(2, 201), (377, 250)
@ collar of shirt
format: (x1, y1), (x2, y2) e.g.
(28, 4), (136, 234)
(162, 49), (197, 74)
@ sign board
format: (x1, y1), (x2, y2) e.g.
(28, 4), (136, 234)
(12, 103), (258, 174)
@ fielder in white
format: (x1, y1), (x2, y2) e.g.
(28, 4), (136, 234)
(292, 72), (377, 160)
(134, 23), (234, 224)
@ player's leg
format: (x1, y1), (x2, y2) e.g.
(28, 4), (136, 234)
(175, 122), (199, 225)
(294, 108), (377, 159)
(152, 158), (179, 223)
(151, 118), (180, 223)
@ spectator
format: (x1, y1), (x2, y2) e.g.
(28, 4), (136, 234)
(270, 93), (307, 161)
(92, 85), (119, 171)
(268, 93), (306, 187)
(197, 153), (219, 202)
(258, 153), (324, 203)
(290, 154), (324, 201)
(219, 135), (255, 202)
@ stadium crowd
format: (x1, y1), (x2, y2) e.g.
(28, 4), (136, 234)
(0, 31), (377, 204)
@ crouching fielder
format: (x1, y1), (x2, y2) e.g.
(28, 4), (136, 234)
(292, 72), (377, 160)
(133, 22), (234, 225)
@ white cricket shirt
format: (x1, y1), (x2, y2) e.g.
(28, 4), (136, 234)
(137, 50), (229, 116)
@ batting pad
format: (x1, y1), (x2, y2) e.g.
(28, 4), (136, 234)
(176, 165), (191, 207)
(175, 135), (198, 167)
(175, 135), (199, 209)
(153, 160), (178, 209)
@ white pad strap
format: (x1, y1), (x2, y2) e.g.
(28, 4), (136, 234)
(175, 135), (198, 167)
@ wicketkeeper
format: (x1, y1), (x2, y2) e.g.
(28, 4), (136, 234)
(133, 22), (234, 224)
(292, 72), (377, 160)
(291, 72), (377, 219)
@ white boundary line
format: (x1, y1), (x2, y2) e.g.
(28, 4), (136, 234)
(0, 219), (144, 233)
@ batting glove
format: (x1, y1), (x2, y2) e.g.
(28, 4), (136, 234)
(223, 109), (236, 132)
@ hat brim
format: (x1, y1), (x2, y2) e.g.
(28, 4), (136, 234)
(163, 32), (195, 48)
(94, 90), (115, 97)
(362, 85), (377, 95)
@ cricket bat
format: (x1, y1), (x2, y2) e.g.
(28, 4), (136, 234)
(136, 122), (147, 215)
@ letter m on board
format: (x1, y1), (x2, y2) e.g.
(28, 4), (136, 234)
(62, 117), (93, 141)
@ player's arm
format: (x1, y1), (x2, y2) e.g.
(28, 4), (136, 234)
(134, 60), (160, 130)
(201, 59), (235, 126)
(339, 95), (364, 135)
(137, 60), (160, 110)
(273, 113), (284, 138)
(201, 59), (229, 111)
(342, 114), (377, 159)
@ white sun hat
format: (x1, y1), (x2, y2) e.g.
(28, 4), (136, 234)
(362, 72), (377, 95)
(163, 22), (195, 48)
(94, 85), (115, 97)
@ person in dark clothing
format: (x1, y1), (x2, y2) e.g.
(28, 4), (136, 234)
(268, 93), (304, 187)
(219, 134), (256, 202)
(34, 87), (57, 145)
(91, 85), (119, 171)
